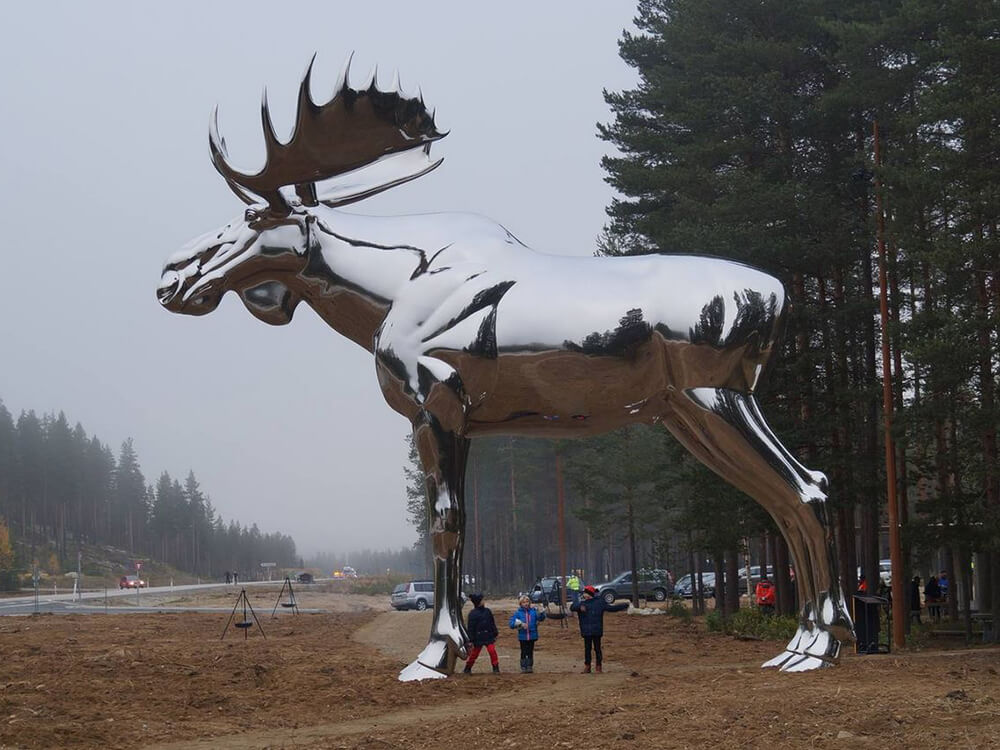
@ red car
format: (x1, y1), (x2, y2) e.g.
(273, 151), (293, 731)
(119, 575), (147, 589)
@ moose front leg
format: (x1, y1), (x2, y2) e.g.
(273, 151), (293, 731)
(398, 412), (470, 682)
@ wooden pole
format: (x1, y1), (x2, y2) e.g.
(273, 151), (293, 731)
(874, 120), (906, 648)
(555, 450), (568, 606)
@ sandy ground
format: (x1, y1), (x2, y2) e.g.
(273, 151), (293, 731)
(0, 584), (998, 749)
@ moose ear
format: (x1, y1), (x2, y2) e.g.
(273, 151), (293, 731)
(240, 281), (298, 325)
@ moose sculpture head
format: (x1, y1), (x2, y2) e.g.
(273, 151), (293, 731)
(159, 58), (853, 679)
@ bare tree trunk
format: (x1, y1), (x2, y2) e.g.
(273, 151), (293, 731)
(713, 552), (726, 615)
(688, 537), (702, 615)
(774, 535), (794, 616)
(627, 496), (639, 606)
(507, 439), (519, 586)
(725, 549), (740, 615)
(944, 548), (957, 621)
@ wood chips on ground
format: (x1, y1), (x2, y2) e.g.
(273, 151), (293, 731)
(0, 586), (997, 749)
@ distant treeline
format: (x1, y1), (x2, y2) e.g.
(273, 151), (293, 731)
(0, 399), (298, 576)
(305, 547), (427, 578)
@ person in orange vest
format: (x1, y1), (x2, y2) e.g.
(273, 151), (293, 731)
(858, 574), (868, 593)
(755, 574), (776, 616)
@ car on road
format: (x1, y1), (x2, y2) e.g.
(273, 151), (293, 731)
(596, 569), (673, 604)
(119, 575), (146, 589)
(297, 572), (315, 584)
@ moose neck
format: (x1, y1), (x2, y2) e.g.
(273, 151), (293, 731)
(292, 208), (429, 353)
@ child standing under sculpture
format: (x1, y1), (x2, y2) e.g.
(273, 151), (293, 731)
(463, 592), (500, 673)
(509, 595), (547, 673)
(570, 585), (629, 673)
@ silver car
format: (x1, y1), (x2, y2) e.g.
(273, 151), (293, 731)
(391, 580), (435, 611)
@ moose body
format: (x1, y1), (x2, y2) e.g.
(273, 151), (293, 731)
(159, 60), (852, 679)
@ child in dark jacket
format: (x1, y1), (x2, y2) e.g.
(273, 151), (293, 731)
(463, 592), (500, 673)
(570, 585), (628, 672)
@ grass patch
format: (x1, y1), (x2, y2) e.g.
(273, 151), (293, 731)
(349, 579), (397, 596)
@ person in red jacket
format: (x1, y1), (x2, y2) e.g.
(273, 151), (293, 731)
(755, 575), (776, 616)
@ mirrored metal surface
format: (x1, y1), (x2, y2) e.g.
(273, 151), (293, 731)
(159, 60), (853, 679)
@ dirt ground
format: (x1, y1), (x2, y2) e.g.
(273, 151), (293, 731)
(1, 585), (998, 749)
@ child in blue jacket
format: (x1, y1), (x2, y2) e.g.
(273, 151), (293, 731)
(509, 594), (547, 673)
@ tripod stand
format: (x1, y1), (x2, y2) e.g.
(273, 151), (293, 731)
(221, 587), (266, 640)
(271, 576), (299, 617)
(545, 594), (570, 628)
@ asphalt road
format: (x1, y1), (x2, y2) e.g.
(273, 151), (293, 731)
(0, 580), (320, 616)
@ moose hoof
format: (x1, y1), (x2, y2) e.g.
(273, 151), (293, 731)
(398, 659), (448, 682)
(762, 625), (840, 672)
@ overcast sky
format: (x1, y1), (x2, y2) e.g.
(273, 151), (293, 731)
(0, 2), (639, 557)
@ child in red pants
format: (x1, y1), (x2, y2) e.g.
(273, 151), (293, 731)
(463, 592), (500, 673)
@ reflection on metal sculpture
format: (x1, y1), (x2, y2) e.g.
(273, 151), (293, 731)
(158, 58), (853, 679)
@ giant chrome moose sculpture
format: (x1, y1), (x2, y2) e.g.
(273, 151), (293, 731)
(158, 58), (853, 679)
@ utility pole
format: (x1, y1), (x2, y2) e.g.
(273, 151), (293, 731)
(874, 120), (905, 648)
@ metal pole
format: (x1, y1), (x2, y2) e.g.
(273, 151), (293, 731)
(874, 120), (906, 649)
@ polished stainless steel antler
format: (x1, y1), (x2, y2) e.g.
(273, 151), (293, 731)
(209, 55), (447, 214)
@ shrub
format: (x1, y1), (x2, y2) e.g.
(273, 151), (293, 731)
(667, 601), (691, 621)
(723, 608), (797, 641)
(349, 580), (395, 596)
(705, 609), (724, 632)
(702, 607), (797, 640)
(0, 570), (20, 592)
(907, 622), (930, 651)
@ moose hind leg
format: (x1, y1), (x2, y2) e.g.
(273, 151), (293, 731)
(398, 413), (470, 682)
(664, 387), (852, 670)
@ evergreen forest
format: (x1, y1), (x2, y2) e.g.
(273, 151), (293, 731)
(0, 400), (298, 587)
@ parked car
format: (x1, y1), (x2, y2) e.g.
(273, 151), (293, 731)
(529, 576), (567, 604)
(391, 580), (434, 610)
(674, 572), (716, 599)
(857, 560), (892, 586)
(596, 569), (673, 604)
(390, 581), (467, 610)
(675, 567), (792, 598)
(119, 575), (146, 589)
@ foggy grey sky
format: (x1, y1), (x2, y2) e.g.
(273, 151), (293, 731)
(0, 2), (638, 557)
